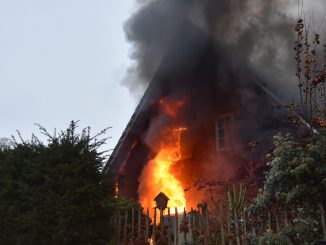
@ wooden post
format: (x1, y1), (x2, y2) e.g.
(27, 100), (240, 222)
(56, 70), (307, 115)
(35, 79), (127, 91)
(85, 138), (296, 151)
(153, 207), (157, 245)
(160, 207), (164, 241)
(113, 214), (117, 242)
(131, 205), (135, 245)
(243, 211), (247, 244)
(319, 203), (326, 239)
(146, 208), (150, 241)
(284, 209), (289, 227)
(253, 226), (256, 237)
(202, 205), (207, 245)
(205, 207), (210, 245)
(275, 209), (279, 235)
(137, 206), (141, 240)
(168, 207), (171, 245)
(183, 208), (187, 243)
(259, 212), (264, 235)
(190, 207), (194, 232)
(175, 207), (179, 245)
(117, 212), (121, 245)
(220, 204), (225, 245)
(198, 206), (203, 233)
(235, 211), (240, 245)
(267, 210), (272, 232)
(123, 209), (128, 245)
(227, 210), (232, 245)
(192, 208), (196, 231)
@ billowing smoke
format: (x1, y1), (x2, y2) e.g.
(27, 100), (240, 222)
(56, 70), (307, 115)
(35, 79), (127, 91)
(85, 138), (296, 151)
(120, 0), (326, 209)
(123, 0), (326, 98)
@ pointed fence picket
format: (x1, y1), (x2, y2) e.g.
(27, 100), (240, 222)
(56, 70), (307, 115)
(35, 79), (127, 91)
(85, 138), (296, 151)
(112, 202), (326, 245)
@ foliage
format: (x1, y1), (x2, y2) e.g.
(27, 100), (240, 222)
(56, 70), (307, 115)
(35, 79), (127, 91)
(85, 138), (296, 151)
(294, 18), (326, 125)
(227, 183), (246, 245)
(248, 133), (326, 244)
(106, 195), (140, 213)
(228, 183), (246, 217)
(246, 232), (288, 245)
(246, 212), (321, 245)
(251, 133), (326, 210)
(0, 121), (115, 245)
(0, 137), (14, 150)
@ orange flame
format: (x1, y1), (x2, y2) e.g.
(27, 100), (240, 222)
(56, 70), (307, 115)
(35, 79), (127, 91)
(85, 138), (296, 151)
(138, 98), (188, 215)
(138, 127), (187, 214)
(159, 98), (185, 118)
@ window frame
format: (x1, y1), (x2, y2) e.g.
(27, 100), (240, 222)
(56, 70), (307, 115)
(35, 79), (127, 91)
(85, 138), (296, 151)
(215, 114), (233, 151)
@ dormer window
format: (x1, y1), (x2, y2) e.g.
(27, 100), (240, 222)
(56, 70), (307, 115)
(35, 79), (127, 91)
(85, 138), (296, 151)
(215, 115), (233, 151)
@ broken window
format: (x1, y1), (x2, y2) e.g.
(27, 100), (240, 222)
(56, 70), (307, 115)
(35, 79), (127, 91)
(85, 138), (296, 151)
(216, 115), (233, 151)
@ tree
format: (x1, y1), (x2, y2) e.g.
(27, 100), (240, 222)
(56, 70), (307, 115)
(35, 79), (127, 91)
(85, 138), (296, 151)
(249, 133), (326, 244)
(252, 134), (326, 210)
(0, 121), (115, 245)
(0, 137), (13, 149)
(247, 16), (326, 244)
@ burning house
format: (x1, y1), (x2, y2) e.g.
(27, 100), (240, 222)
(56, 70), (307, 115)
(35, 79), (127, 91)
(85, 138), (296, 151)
(103, 20), (291, 212)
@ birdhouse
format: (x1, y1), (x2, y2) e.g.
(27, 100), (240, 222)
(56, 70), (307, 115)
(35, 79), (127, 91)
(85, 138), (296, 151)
(154, 192), (169, 210)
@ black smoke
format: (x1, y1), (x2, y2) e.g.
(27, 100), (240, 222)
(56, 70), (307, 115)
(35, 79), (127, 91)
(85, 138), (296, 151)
(123, 0), (326, 98)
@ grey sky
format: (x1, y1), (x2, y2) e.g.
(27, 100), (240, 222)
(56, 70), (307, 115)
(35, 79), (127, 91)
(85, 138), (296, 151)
(0, 1), (137, 150)
(0, 1), (325, 152)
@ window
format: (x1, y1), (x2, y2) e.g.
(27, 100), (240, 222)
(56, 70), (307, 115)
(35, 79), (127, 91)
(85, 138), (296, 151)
(215, 115), (233, 150)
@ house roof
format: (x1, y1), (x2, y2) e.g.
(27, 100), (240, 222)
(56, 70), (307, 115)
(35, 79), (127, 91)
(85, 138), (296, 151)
(102, 19), (287, 175)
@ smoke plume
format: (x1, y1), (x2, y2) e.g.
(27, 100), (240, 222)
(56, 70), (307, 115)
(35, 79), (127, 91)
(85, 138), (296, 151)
(121, 0), (326, 209)
(124, 0), (326, 98)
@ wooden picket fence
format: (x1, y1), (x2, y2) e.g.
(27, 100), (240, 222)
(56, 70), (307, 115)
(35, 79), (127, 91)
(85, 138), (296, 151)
(112, 202), (326, 245)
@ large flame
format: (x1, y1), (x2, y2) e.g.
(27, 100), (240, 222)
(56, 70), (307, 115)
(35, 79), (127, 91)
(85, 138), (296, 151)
(138, 99), (187, 214)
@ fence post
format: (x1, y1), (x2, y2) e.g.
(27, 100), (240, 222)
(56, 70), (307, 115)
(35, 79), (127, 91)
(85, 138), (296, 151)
(220, 204), (226, 245)
(203, 205), (208, 245)
(268, 210), (272, 232)
(183, 208), (188, 243)
(146, 208), (150, 241)
(259, 212), (264, 235)
(117, 212), (121, 245)
(227, 210), (232, 245)
(205, 206), (210, 244)
(131, 205), (135, 245)
(275, 209), (280, 235)
(319, 202), (326, 239)
(153, 207), (157, 245)
(198, 206), (203, 234)
(168, 207), (171, 245)
(190, 207), (194, 233)
(234, 211), (240, 245)
(160, 207), (164, 241)
(175, 207), (179, 245)
(137, 206), (141, 240)
(252, 216), (257, 237)
(284, 209), (289, 227)
(123, 209), (128, 245)
(243, 210), (247, 244)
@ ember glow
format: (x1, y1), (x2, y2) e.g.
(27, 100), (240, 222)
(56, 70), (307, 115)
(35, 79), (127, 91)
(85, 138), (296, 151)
(159, 98), (185, 118)
(138, 99), (187, 214)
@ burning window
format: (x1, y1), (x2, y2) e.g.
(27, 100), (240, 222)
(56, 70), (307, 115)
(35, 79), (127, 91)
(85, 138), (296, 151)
(215, 115), (233, 150)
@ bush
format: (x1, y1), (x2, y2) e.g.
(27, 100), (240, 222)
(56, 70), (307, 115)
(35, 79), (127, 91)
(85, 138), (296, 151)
(0, 121), (115, 245)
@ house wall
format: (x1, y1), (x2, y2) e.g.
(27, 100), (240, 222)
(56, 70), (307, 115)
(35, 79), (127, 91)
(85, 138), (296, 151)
(109, 21), (292, 204)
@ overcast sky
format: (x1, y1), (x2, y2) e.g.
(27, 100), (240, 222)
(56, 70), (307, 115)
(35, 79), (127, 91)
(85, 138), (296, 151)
(0, 1), (325, 152)
(0, 1), (137, 150)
